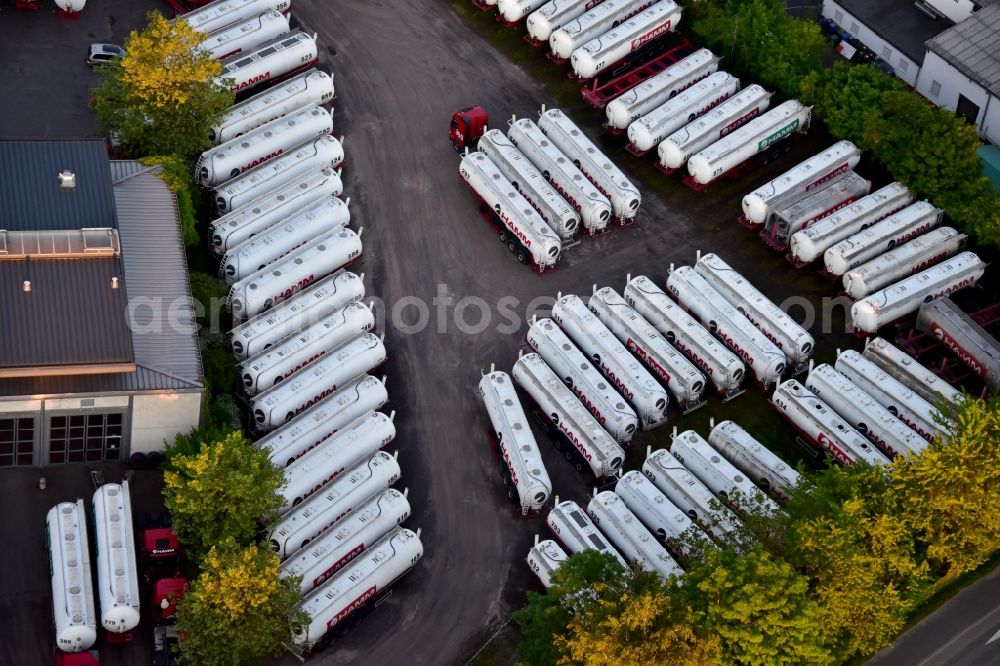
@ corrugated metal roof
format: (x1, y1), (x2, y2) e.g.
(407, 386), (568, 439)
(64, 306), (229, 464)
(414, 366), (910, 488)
(0, 140), (118, 232)
(926, 5), (1000, 98)
(833, 0), (943, 64)
(0, 256), (134, 368)
(0, 364), (201, 397)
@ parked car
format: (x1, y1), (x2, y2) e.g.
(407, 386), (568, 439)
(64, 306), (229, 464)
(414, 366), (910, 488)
(87, 43), (125, 66)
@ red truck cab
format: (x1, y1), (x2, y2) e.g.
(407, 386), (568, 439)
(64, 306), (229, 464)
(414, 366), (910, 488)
(141, 526), (182, 583)
(450, 106), (489, 152)
(55, 651), (99, 666)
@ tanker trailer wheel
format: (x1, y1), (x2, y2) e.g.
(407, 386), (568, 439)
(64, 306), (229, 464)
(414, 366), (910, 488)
(564, 450), (574, 462)
(452, 140), (461, 153)
(507, 241), (517, 254)
(516, 249), (529, 265)
(574, 461), (584, 472)
(498, 229), (509, 244)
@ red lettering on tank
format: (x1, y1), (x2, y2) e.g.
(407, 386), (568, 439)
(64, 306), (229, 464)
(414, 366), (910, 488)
(934, 276), (975, 300)
(909, 250), (949, 274)
(274, 274), (316, 304)
(932, 323), (986, 378)
(497, 209), (533, 248)
(817, 432), (853, 465)
(232, 71), (271, 92)
(672, 337), (715, 376)
(549, 178), (582, 213)
(501, 443), (521, 487)
(294, 383), (340, 417)
(283, 351), (326, 379)
(600, 363), (635, 401)
(313, 544), (366, 589)
(556, 421), (594, 463)
(894, 223), (931, 246)
(626, 338), (673, 386)
(716, 328), (756, 368)
(805, 163), (849, 192)
(720, 107), (761, 138)
(630, 20), (672, 49)
(327, 586), (378, 629)
(242, 148), (283, 173)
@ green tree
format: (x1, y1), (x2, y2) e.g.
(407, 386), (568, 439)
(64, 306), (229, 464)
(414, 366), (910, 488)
(163, 431), (284, 560)
(176, 539), (306, 666)
(92, 11), (233, 159)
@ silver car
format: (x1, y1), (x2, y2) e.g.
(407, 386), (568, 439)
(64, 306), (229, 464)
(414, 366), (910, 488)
(87, 43), (125, 67)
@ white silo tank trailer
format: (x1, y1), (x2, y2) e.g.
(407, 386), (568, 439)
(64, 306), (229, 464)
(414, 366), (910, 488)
(497, 0), (550, 24)
(279, 488), (411, 595)
(614, 469), (715, 560)
(538, 108), (641, 223)
(761, 171), (871, 248)
(553, 294), (670, 428)
(47, 500), (98, 654)
(507, 117), (613, 235)
(210, 167), (344, 254)
(238, 301), (375, 396)
(525, 317), (639, 445)
(589, 286), (707, 410)
(227, 226), (362, 320)
(626, 71), (740, 153)
(570, 1), (683, 80)
(588, 491), (684, 579)
(842, 227), (967, 300)
(213, 134), (344, 214)
(175, 0), (291, 35)
(806, 364), (927, 460)
(623, 275), (745, 396)
(292, 527), (423, 654)
(658, 84), (773, 171)
(478, 129), (580, 241)
(91, 482), (141, 636)
(229, 269), (365, 360)
(546, 499), (627, 567)
(478, 369), (554, 513)
(266, 451), (401, 561)
(526, 0), (595, 44)
(863, 337), (965, 409)
(788, 182), (912, 265)
(741, 140), (861, 226)
(606, 47), (720, 132)
(770, 378), (891, 467)
(667, 266), (786, 386)
(548, 0), (655, 60)
(257, 374), (389, 468)
(917, 298), (1000, 391)
(849, 251), (986, 334)
(210, 69), (335, 145)
(708, 420), (800, 502)
(197, 9), (289, 61)
(824, 201), (944, 276)
(250, 333), (386, 431)
(526, 537), (569, 588)
(196, 105), (333, 187)
(216, 31), (319, 96)
(220, 195), (350, 285)
(512, 352), (626, 479)
(693, 253), (814, 371)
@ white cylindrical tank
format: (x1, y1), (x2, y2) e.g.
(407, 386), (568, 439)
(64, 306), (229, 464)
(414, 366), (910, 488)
(250, 333), (386, 431)
(527, 0), (598, 42)
(765, 171), (871, 243)
(917, 298), (1000, 391)
(623, 275), (745, 395)
(198, 9), (289, 60)
(687, 100), (811, 186)
(91, 483), (140, 635)
(459, 152), (562, 269)
(771, 379), (891, 466)
(257, 374), (389, 468)
(553, 294), (669, 428)
(197, 105), (333, 187)
(210, 167), (344, 254)
(47, 500), (97, 653)
(216, 31), (319, 95)
(842, 227), (966, 299)
(280, 488), (410, 595)
(667, 266), (786, 386)
(538, 108), (641, 221)
(863, 337), (964, 409)
(824, 201), (944, 276)
(478, 129), (580, 240)
(589, 286), (707, 409)
(177, 0), (291, 35)
(571, 1), (683, 79)
(512, 353), (626, 478)
(292, 528), (422, 653)
(789, 182), (912, 264)
(588, 491), (684, 579)
(227, 226), (362, 319)
(606, 47), (720, 131)
(238, 301), (375, 396)
(210, 69), (335, 145)
(546, 500), (627, 566)
(526, 318), (639, 444)
(658, 84), (773, 170)
(708, 420), (800, 502)
(850, 251), (985, 334)
(266, 451), (400, 560)
(614, 469), (715, 559)
(229, 269), (364, 359)
(742, 140), (861, 225)
(507, 117), (612, 234)
(220, 196), (350, 284)
(526, 538), (569, 588)
(498, 0), (549, 22)
(214, 135), (344, 214)
(693, 253), (814, 368)
(806, 364), (927, 460)
(478, 370), (553, 512)
(548, 0), (653, 59)
(626, 71), (739, 151)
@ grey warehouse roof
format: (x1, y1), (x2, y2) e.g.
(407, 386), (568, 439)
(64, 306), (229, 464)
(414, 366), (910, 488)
(832, 0), (945, 63)
(0, 139), (118, 231)
(926, 4), (1000, 98)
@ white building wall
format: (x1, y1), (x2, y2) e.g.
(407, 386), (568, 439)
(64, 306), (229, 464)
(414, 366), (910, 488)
(0, 398), (42, 414)
(916, 50), (1000, 145)
(821, 0), (922, 86)
(130, 391), (203, 454)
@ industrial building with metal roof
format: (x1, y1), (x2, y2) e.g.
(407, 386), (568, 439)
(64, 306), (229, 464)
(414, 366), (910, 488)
(0, 140), (203, 467)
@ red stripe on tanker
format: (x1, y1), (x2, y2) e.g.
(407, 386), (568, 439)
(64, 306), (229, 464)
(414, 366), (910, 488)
(916, 298), (1000, 390)
(570, 1), (683, 80)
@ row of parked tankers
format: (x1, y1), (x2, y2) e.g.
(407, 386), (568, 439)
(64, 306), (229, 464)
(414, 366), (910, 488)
(172, 0), (424, 654)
